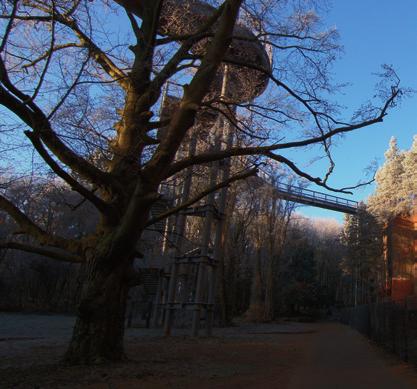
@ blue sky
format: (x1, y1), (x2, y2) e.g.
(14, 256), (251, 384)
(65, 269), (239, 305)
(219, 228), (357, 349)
(3, 1), (414, 225)
(295, 0), (417, 222)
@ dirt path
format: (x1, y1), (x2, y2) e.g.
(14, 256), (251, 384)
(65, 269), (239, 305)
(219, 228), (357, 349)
(2, 314), (417, 388)
(287, 322), (417, 389)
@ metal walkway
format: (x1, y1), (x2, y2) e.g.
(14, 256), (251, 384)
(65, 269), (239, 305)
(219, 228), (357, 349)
(273, 181), (358, 214)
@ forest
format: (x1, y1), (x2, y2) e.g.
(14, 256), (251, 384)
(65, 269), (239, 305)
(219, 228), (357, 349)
(1, 136), (415, 323)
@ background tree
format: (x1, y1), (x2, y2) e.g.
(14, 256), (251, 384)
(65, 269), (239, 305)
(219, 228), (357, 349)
(244, 171), (295, 321)
(278, 216), (344, 316)
(401, 135), (417, 207)
(217, 176), (258, 325)
(0, 177), (97, 311)
(368, 136), (416, 223)
(368, 138), (406, 222)
(340, 206), (383, 305)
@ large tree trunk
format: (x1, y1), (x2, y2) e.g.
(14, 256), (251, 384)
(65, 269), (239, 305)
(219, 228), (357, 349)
(64, 249), (131, 364)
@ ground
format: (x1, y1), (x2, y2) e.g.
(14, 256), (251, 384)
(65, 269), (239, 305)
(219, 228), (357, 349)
(1, 313), (417, 388)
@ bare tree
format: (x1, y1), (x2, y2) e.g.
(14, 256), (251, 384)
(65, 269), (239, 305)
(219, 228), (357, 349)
(244, 172), (295, 322)
(0, 0), (401, 363)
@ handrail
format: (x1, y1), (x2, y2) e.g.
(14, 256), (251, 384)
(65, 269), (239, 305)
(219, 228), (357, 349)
(274, 182), (358, 208)
(254, 177), (359, 214)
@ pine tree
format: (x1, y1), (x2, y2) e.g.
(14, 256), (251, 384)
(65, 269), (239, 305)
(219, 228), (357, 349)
(368, 137), (407, 222)
(402, 135), (417, 209)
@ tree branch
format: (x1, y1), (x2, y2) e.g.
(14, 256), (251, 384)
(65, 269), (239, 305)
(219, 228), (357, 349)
(145, 166), (258, 227)
(0, 241), (83, 263)
(0, 80), (116, 190)
(165, 86), (399, 180)
(0, 194), (78, 251)
(0, 0), (19, 53)
(22, 42), (83, 69)
(24, 130), (112, 215)
(143, 0), (243, 181)
(27, 3), (56, 103)
(0, 10), (130, 90)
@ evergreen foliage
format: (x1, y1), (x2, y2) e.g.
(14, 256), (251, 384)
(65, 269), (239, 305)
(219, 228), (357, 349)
(368, 136), (417, 222)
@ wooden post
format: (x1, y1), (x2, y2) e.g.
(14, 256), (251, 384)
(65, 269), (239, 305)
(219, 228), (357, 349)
(150, 273), (162, 328)
(207, 105), (235, 335)
(164, 137), (197, 336)
(191, 95), (225, 335)
(164, 261), (178, 336)
(191, 168), (217, 336)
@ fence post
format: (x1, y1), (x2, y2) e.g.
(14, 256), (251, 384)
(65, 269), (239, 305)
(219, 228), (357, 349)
(403, 299), (408, 362)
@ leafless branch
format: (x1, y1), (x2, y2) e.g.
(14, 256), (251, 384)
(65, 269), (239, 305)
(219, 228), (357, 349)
(146, 166), (258, 227)
(0, 241), (83, 263)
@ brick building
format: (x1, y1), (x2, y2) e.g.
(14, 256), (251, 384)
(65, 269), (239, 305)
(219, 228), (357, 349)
(385, 211), (417, 301)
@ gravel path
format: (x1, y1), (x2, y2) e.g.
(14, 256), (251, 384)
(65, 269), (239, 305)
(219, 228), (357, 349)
(287, 322), (417, 389)
(2, 314), (417, 388)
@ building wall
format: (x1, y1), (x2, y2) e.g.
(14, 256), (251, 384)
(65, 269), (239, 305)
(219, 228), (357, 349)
(387, 212), (417, 301)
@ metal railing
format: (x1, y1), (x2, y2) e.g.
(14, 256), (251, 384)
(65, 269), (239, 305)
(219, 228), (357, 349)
(274, 181), (358, 213)
(340, 296), (417, 363)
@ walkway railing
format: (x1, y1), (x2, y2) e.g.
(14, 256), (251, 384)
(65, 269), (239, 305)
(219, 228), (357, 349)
(273, 181), (358, 214)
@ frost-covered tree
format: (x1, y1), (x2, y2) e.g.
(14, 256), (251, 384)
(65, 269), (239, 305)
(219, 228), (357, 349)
(368, 137), (406, 222)
(402, 135), (417, 207)
(368, 136), (417, 222)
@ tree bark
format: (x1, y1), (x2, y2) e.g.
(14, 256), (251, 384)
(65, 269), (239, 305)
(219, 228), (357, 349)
(64, 247), (132, 364)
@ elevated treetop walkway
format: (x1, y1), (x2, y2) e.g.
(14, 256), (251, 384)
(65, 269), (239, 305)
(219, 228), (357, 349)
(273, 181), (358, 214)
